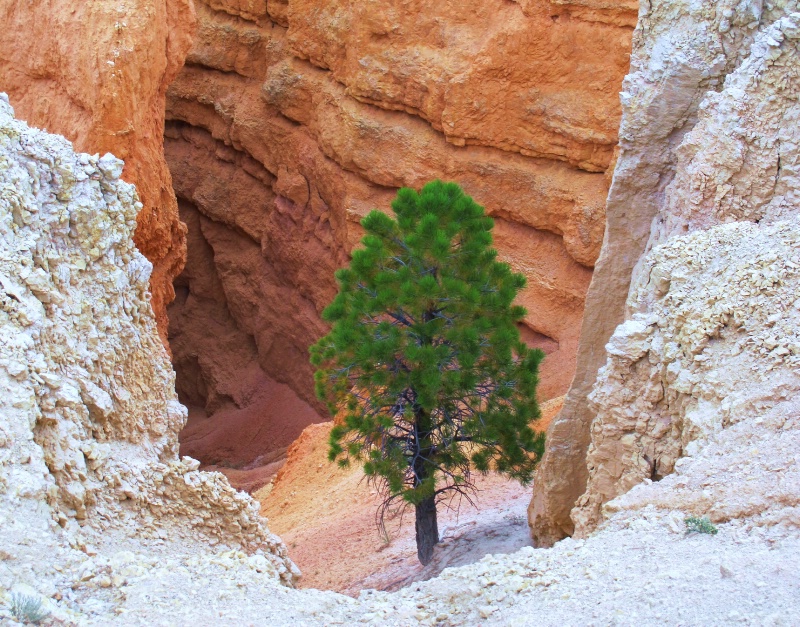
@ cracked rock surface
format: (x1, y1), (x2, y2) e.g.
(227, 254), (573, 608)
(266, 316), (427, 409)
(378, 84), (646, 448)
(532, 0), (800, 545)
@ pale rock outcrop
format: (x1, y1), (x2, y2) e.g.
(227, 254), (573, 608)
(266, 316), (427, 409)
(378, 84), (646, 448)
(531, 0), (800, 544)
(165, 0), (631, 466)
(573, 220), (800, 534)
(0, 96), (295, 622)
(0, 0), (196, 346)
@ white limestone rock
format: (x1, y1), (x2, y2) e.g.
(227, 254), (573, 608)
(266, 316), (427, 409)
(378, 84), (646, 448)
(573, 221), (800, 535)
(0, 94), (297, 623)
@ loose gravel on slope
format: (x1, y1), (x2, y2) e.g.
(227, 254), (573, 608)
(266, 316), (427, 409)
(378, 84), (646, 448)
(55, 511), (798, 626)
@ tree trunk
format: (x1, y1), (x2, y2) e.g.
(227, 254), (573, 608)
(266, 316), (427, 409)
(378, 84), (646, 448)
(413, 421), (439, 565)
(415, 493), (438, 565)
(412, 356), (439, 565)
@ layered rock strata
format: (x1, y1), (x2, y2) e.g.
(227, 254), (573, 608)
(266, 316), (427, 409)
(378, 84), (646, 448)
(0, 0), (196, 345)
(532, 0), (800, 544)
(164, 0), (634, 463)
(0, 97), (296, 625)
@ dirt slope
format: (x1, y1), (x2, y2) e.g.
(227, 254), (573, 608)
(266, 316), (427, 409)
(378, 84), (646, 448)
(260, 398), (562, 594)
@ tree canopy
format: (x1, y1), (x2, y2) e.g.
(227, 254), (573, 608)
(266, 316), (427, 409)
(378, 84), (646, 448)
(310, 180), (545, 564)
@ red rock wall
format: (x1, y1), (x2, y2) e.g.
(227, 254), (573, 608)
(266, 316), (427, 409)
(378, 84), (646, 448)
(0, 0), (196, 346)
(165, 0), (634, 464)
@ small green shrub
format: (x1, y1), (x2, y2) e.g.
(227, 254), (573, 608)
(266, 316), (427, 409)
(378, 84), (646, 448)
(10, 592), (51, 624)
(685, 516), (718, 535)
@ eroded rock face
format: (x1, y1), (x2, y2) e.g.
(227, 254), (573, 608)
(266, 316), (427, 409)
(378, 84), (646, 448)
(0, 0), (196, 346)
(531, 1), (800, 544)
(284, 0), (636, 172)
(0, 98), (297, 619)
(574, 221), (800, 534)
(165, 0), (633, 462)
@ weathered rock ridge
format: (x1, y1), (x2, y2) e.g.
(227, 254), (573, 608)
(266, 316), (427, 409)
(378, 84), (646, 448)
(164, 0), (634, 465)
(532, 0), (800, 544)
(0, 96), (295, 623)
(0, 0), (195, 346)
(575, 220), (800, 534)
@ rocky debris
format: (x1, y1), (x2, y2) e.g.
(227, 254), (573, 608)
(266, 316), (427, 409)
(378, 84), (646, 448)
(532, 0), (800, 545)
(163, 0), (626, 465)
(9, 510), (795, 625)
(0, 93), (296, 624)
(607, 395), (800, 531)
(354, 516), (800, 626)
(0, 0), (196, 345)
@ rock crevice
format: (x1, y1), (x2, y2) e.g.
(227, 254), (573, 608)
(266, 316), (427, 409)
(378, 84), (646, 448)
(165, 0), (632, 468)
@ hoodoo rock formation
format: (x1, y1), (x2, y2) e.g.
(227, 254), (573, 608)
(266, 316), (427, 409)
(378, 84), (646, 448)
(0, 0), (195, 346)
(531, 0), (800, 545)
(164, 0), (635, 468)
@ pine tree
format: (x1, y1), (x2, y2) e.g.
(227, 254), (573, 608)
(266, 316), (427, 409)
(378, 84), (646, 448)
(310, 181), (545, 565)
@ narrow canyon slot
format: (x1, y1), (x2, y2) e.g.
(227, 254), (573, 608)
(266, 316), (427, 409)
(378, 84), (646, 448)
(164, 0), (629, 592)
(3, 0), (798, 623)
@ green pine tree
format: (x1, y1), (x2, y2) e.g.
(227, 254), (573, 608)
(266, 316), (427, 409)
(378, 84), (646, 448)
(310, 181), (545, 565)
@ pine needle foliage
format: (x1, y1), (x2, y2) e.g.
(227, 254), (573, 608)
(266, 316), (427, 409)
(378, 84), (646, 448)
(310, 180), (545, 563)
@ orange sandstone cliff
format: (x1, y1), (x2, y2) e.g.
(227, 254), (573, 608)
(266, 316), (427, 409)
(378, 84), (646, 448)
(165, 0), (636, 467)
(0, 0), (196, 345)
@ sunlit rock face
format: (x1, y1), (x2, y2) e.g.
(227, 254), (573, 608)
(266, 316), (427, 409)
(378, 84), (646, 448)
(531, 0), (800, 545)
(164, 0), (634, 465)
